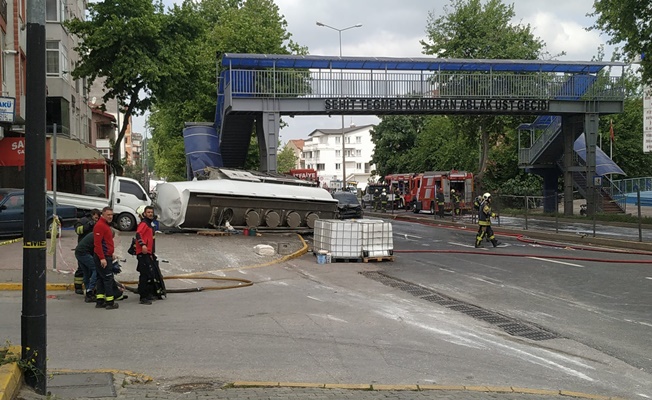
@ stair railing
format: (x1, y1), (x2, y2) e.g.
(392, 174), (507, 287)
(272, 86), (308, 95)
(524, 116), (562, 165)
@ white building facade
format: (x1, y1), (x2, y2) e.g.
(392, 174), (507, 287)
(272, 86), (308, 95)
(303, 124), (377, 191)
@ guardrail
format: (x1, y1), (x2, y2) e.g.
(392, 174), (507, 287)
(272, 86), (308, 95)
(225, 69), (624, 101)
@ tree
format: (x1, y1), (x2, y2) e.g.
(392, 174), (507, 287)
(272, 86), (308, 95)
(418, 0), (545, 183)
(590, 1), (652, 84)
(277, 144), (298, 174)
(150, 0), (306, 179)
(65, 0), (201, 175)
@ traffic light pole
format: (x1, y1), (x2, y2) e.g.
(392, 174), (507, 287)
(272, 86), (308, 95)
(22, 0), (47, 393)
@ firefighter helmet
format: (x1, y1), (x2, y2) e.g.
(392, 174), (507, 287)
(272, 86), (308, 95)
(483, 192), (491, 201)
(451, 189), (455, 193)
(136, 205), (146, 217)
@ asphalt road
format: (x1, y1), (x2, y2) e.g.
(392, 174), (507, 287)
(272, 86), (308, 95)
(384, 219), (652, 376)
(1, 220), (651, 399)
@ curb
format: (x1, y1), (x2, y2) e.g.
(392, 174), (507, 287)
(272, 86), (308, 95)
(377, 212), (652, 252)
(0, 346), (22, 400)
(228, 381), (625, 399)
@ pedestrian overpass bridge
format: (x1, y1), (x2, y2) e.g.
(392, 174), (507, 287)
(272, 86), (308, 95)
(183, 53), (626, 215)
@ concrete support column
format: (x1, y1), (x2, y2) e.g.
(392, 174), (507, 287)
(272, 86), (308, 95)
(541, 169), (559, 213)
(562, 116), (574, 216)
(256, 112), (279, 173)
(584, 113), (599, 214)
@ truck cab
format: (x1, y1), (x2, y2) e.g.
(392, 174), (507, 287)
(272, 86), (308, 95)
(110, 177), (151, 231)
(50, 175), (151, 231)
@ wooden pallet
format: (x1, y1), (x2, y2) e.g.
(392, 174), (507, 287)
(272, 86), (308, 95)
(197, 230), (232, 237)
(330, 257), (363, 263)
(362, 256), (394, 263)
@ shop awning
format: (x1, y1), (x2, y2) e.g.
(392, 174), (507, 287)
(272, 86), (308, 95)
(50, 136), (107, 167)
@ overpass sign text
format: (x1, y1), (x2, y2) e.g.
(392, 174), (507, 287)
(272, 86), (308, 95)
(325, 98), (549, 112)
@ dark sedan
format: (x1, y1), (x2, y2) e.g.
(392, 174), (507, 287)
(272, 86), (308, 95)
(0, 189), (79, 237)
(332, 191), (364, 219)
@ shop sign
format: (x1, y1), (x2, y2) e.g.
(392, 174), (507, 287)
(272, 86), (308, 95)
(0, 137), (25, 166)
(0, 97), (16, 123)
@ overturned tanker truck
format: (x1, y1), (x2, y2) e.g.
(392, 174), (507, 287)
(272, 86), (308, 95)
(154, 167), (338, 231)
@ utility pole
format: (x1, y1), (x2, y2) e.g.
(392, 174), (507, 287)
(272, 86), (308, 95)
(22, 0), (47, 393)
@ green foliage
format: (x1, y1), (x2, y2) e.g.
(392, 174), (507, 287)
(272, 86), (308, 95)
(363, 0), (548, 186)
(65, 0), (201, 174)
(150, 0), (305, 179)
(603, 97), (652, 177)
(277, 144), (298, 173)
(590, 0), (652, 84)
(0, 341), (44, 382)
(421, 0), (543, 59)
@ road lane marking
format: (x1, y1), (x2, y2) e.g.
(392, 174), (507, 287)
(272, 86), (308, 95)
(528, 257), (584, 268)
(307, 296), (323, 301)
(448, 241), (483, 249)
(646, 277), (652, 280)
(396, 233), (423, 240)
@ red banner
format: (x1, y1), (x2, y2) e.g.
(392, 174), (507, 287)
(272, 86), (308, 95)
(0, 137), (25, 166)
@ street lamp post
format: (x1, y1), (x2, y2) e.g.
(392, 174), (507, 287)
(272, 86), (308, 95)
(316, 21), (362, 190)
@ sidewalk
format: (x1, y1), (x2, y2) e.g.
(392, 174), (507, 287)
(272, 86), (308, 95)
(1, 226), (638, 400)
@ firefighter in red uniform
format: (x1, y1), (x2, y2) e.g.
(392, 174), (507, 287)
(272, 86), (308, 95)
(93, 207), (119, 310)
(475, 192), (500, 248)
(136, 206), (157, 305)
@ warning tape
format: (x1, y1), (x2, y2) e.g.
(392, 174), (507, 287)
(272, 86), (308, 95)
(0, 237), (22, 246)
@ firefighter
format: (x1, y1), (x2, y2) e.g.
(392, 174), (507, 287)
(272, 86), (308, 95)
(475, 192), (500, 248)
(394, 187), (402, 209)
(373, 189), (380, 211)
(436, 188), (445, 219)
(73, 209), (101, 295)
(451, 189), (461, 216)
(380, 188), (388, 212)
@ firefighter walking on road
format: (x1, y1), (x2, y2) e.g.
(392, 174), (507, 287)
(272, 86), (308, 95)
(451, 189), (461, 216)
(436, 188), (445, 219)
(475, 192), (500, 248)
(380, 188), (388, 212)
(373, 189), (380, 211)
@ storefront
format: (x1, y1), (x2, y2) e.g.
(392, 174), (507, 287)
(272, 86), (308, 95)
(0, 136), (107, 193)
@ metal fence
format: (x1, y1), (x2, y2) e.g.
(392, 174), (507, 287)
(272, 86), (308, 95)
(225, 69), (625, 101)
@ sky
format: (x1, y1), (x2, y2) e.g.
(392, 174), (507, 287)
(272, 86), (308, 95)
(133, 0), (616, 142)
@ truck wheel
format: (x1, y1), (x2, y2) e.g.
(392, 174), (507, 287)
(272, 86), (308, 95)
(116, 213), (136, 231)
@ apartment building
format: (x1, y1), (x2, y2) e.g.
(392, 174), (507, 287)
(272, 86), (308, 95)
(0, 0), (113, 191)
(285, 139), (305, 169)
(303, 124), (377, 191)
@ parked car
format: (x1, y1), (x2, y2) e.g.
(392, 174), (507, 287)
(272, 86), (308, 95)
(0, 189), (79, 237)
(332, 191), (364, 219)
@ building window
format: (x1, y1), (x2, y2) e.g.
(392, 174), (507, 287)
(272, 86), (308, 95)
(46, 41), (68, 77)
(335, 150), (340, 157)
(356, 136), (361, 143)
(356, 163), (362, 170)
(356, 150), (362, 157)
(365, 163), (371, 173)
(45, 0), (66, 22)
(316, 164), (325, 171)
(335, 163), (341, 170)
(46, 97), (70, 135)
(335, 137), (340, 144)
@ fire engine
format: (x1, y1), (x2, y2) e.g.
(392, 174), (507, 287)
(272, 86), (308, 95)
(386, 171), (474, 214)
(384, 173), (417, 209)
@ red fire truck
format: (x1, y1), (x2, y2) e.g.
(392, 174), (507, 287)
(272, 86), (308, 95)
(384, 173), (417, 209)
(407, 170), (474, 214)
